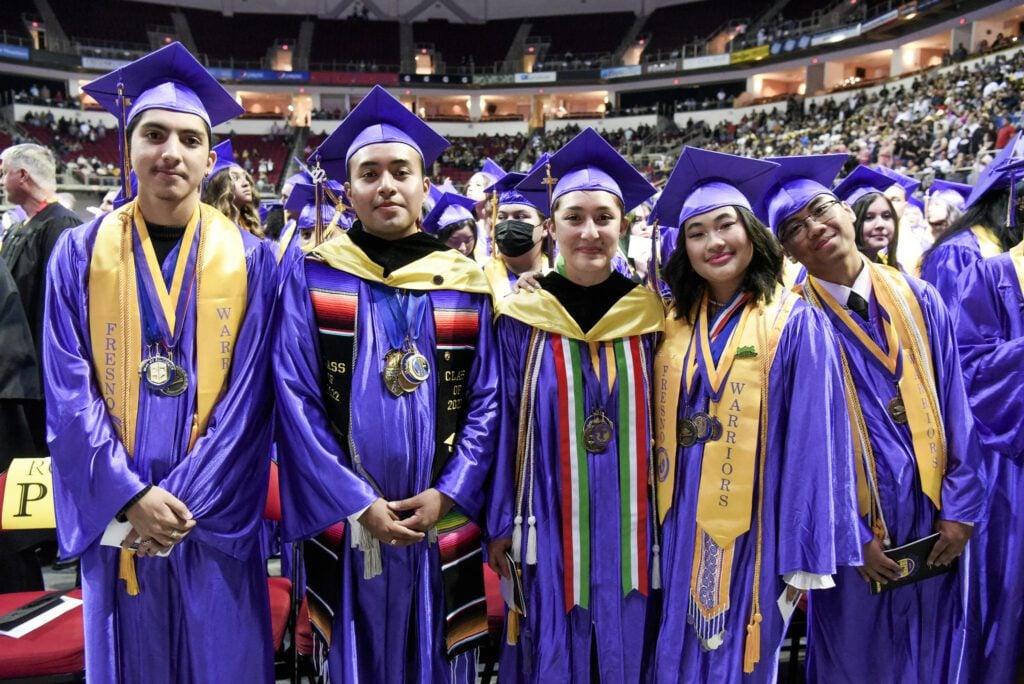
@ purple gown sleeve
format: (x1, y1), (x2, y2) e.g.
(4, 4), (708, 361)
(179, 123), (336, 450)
(774, 304), (863, 574)
(433, 296), (500, 519)
(952, 258), (1024, 459)
(43, 224), (147, 559)
(917, 280), (988, 523)
(156, 237), (278, 560)
(274, 248), (377, 543)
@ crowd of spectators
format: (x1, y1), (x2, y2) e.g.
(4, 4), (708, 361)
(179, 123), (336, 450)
(436, 133), (526, 173)
(11, 84), (76, 110)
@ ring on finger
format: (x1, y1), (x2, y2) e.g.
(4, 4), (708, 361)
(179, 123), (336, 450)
(390, 539), (398, 546)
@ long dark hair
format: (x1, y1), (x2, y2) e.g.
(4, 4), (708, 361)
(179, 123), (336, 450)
(664, 205), (783, 322)
(927, 183), (1024, 255)
(852, 191), (900, 266)
(436, 218), (477, 257)
(201, 168), (265, 238)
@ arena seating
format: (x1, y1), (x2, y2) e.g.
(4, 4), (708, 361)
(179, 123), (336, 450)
(0, 0), (34, 40)
(184, 7), (306, 64)
(413, 18), (522, 71)
(54, 0), (172, 47)
(529, 11), (635, 60)
(309, 17), (401, 69)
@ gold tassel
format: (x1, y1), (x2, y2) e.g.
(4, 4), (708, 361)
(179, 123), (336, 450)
(119, 548), (140, 596)
(742, 611), (762, 674)
(505, 609), (520, 645)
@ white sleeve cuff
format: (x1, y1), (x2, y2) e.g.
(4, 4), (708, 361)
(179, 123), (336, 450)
(783, 571), (835, 591)
(347, 502), (372, 526)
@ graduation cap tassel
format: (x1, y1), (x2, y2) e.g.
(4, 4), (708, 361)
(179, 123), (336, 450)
(544, 162), (558, 270)
(525, 515), (538, 566)
(1007, 172), (1019, 229)
(489, 189), (501, 263)
(119, 548), (140, 596)
(505, 609), (521, 645)
(649, 221), (666, 307)
(117, 81), (133, 203)
(312, 157), (326, 248)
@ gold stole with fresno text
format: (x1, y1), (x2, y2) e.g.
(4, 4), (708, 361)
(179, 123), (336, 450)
(652, 288), (797, 673)
(88, 201), (248, 594)
(802, 261), (946, 536)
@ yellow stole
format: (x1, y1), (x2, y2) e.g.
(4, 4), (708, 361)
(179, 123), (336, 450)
(971, 225), (1003, 259)
(89, 201), (248, 594)
(652, 287), (797, 673)
(277, 221), (298, 264)
(803, 262), (946, 527)
(313, 231), (491, 293)
(484, 257), (513, 301)
(1010, 241), (1024, 294)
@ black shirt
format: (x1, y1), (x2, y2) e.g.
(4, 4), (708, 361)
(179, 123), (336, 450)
(537, 270), (637, 334)
(346, 221), (447, 277)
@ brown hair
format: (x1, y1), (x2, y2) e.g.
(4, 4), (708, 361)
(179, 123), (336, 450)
(201, 167), (265, 238)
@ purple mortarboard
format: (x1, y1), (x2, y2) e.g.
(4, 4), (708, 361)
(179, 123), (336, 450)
(257, 201), (280, 225)
(308, 85), (449, 182)
(966, 131), (1024, 208)
(82, 42), (243, 203)
(209, 139), (240, 179)
(422, 192), (478, 235)
(481, 158), (507, 181)
(484, 172), (534, 210)
(832, 165), (897, 206)
(652, 147), (779, 228)
(875, 165), (921, 197)
(286, 181), (351, 230)
(283, 157), (313, 190)
(755, 154), (848, 236)
(517, 128), (655, 215)
(509, 153), (552, 211)
(426, 180), (459, 210)
(927, 179), (972, 213)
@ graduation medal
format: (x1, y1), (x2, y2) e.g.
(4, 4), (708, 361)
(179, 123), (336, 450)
(887, 396), (908, 424)
(691, 411), (722, 443)
(139, 354), (176, 391)
(161, 364), (189, 397)
(582, 408), (614, 453)
(397, 346), (430, 393)
(383, 349), (406, 397)
(678, 417), (698, 447)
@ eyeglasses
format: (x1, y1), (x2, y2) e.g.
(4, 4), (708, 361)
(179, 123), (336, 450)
(779, 199), (842, 243)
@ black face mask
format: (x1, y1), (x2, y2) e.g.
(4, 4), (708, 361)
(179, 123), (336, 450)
(495, 220), (537, 258)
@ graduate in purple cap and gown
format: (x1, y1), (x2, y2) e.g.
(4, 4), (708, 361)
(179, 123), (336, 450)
(485, 127), (664, 682)
(833, 165), (905, 269)
(422, 191), (479, 258)
(481, 158), (551, 300)
(274, 85), (499, 683)
(920, 132), (1024, 304)
(950, 199), (1024, 684)
(649, 148), (861, 684)
(201, 139), (265, 238)
(43, 42), (277, 683)
(877, 166), (929, 271)
(760, 154), (987, 684)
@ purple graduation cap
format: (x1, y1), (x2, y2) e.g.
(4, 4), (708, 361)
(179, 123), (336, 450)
(209, 139), (240, 179)
(422, 192), (478, 235)
(481, 157), (507, 181)
(81, 42), (244, 203)
(966, 131), (1024, 209)
(754, 154), (848, 236)
(927, 179), (972, 213)
(875, 165), (921, 197)
(517, 128), (655, 216)
(282, 157), (313, 191)
(426, 179), (460, 211)
(651, 147), (779, 228)
(832, 165), (898, 206)
(285, 181), (351, 231)
(506, 153), (552, 212)
(307, 85), (449, 183)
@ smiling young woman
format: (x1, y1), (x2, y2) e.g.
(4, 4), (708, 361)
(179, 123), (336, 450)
(649, 147), (859, 683)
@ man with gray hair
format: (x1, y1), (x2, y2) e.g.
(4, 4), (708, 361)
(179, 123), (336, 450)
(0, 142), (80, 452)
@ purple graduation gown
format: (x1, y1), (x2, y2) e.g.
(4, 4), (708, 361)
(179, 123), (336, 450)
(43, 217), (277, 683)
(274, 247), (499, 684)
(951, 253), (1024, 683)
(487, 315), (658, 683)
(919, 230), (987, 306)
(805, 275), (987, 684)
(653, 300), (861, 684)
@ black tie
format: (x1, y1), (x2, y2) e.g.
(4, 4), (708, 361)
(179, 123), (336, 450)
(847, 291), (870, 321)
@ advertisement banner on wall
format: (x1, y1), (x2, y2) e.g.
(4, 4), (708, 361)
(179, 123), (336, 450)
(729, 45), (770, 64)
(399, 73), (472, 85)
(309, 71), (399, 86)
(81, 56), (130, 71)
(514, 71), (557, 84)
(473, 73), (515, 85)
(0, 44), (30, 61)
(810, 25), (862, 47)
(683, 54), (730, 71)
(601, 65), (643, 79)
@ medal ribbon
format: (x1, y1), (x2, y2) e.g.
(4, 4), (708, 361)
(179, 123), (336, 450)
(89, 201), (248, 596)
(806, 262), (945, 510)
(552, 333), (650, 611)
(368, 282), (428, 351)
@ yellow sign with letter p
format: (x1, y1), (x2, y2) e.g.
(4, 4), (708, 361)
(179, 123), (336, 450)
(1, 457), (56, 530)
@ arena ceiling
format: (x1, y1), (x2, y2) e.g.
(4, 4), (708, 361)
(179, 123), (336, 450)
(125, 0), (707, 22)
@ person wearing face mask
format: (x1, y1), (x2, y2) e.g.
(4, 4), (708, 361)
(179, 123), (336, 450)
(834, 165), (903, 269)
(650, 148), (860, 683)
(485, 128), (664, 683)
(423, 191), (479, 258)
(482, 156), (552, 300)
(763, 154), (985, 684)
(201, 139), (265, 238)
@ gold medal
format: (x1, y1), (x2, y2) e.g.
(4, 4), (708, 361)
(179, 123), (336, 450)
(888, 396), (908, 424)
(383, 349), (405, 397)
(582, 408), (615, 453)
(691, 412), (713, 442)
(678, 418), (698, 448)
